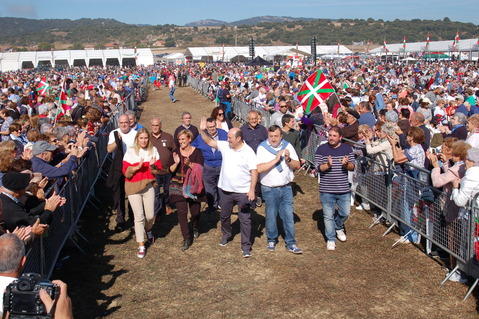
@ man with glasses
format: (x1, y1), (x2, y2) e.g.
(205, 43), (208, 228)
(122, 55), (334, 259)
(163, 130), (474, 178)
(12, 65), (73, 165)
(241, 110), (267, 206)
(271, 99), (293, 127)
(150, 117), (175, 216)
(173, 112), (199, 148)
(192, 117), (227, 213)
(240, 110), (268, 153)
(106, 114), (137, 231)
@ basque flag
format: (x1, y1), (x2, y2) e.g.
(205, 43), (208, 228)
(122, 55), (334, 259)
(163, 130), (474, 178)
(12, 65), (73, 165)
(36, 76), (50, 96)
(297, 70), (335, 114)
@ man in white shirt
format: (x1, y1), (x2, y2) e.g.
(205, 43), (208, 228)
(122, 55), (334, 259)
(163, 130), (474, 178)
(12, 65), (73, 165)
(199, 118), (257, 258)
(106, 114), (137, 231)
(257, 125), (302, 254)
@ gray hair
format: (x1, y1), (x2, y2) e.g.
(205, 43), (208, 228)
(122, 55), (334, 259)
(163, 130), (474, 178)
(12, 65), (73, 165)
(39, 123), (52, 134)
(454, 112), (467, 125)
(0, 233), (25, 273)
(385, 110), (398, 123)
(467, 148), (479, 167)
(53, 126), (69, 139)
(382, 123), (398, 136)
(66, 125), (76, 137)
(181, 111), (191, 119)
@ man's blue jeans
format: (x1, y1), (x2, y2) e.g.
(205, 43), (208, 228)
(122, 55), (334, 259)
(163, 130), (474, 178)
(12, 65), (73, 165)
(169, 87), (176, 101)
(319, 192), (351, 242)
(262, 184), (296, 247)
(154, 173), (171, 215)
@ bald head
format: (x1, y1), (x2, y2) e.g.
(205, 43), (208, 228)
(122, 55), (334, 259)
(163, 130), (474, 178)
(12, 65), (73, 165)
(411, 112), (425, 126)
(150, 117), (162, 134)
(118, 114), (130, 134)
(227, 127), (243, 150)
(0, 234), (25, 275)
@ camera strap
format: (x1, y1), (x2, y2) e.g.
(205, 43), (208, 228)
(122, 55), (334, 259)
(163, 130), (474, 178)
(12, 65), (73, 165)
(46, 297), (58, 318)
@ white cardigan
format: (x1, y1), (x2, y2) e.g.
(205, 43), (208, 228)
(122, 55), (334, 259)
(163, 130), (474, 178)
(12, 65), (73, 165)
(451, 166), (479, 207)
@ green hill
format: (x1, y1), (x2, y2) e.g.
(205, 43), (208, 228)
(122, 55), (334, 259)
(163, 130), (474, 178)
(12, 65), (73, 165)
(0, 16), (477, 51)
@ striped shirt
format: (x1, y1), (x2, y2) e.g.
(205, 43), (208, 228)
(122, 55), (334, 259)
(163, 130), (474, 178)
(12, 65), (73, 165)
(314, 143), (355, 194)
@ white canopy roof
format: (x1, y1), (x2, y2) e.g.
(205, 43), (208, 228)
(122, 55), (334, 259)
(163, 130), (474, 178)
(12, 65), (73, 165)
(0, 48), (154, 71)
(370, 38), (479, 54)
(186, 45), (353, 62)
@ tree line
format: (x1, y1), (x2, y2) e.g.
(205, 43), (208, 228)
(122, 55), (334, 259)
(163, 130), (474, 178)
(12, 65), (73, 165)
(0, 17), (477, 51)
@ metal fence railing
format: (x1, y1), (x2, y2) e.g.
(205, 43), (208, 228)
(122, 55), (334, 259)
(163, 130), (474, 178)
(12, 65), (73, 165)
(24, 75), (150, 279)
(187, 74), (479, 300)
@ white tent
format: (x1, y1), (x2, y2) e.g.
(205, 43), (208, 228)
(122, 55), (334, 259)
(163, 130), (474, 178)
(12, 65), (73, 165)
(0, 48), (154, 71)
(370, 38), (479, 57)
(186, 45), (353, 62)
(163, 52), (186, 64)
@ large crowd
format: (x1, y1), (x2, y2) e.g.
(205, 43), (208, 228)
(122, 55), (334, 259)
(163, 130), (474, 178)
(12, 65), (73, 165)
(185, 58), (479, 284)
(0, 65), (153, 318)
(2, 58), (479, 317)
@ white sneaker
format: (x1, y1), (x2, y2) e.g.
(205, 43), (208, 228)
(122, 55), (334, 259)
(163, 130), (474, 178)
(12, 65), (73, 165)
(398, 237), (412, 244)
(326, 241), (336, 251)
(336, 229), (347, 242)
(355, 203), (370, 210)
(448, 271), (468, 284)
(137, 246), (146, 258)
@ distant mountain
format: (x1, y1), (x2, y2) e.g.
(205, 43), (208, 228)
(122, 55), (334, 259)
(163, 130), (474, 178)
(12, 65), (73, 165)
(185, 19), (227, 27)
(230, 16), (316, 26)
(184, 16), (316, 27)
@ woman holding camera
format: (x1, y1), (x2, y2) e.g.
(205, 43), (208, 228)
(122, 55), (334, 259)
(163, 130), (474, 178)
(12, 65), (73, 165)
(427, 139), (470, 283)
(123, 128), (161, 258)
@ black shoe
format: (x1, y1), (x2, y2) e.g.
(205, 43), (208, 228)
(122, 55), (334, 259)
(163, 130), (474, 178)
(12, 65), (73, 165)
(181, 239), (191, 251)
(115, 222), (125, 232)
(193, 228), (199, 238)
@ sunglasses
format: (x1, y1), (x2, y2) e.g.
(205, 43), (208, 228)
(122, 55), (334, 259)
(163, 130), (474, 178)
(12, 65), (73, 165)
(218, 113), (224, 116)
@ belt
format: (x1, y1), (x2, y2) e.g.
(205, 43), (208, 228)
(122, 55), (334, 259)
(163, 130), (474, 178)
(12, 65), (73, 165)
(263, 183), (291, 188)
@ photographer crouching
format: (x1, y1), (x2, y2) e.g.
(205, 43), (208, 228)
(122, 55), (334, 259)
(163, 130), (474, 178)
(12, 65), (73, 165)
(0, 233), (73, 319)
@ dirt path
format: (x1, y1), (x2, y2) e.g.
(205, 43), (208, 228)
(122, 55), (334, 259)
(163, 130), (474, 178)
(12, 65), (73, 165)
(55, 85), (479, 318)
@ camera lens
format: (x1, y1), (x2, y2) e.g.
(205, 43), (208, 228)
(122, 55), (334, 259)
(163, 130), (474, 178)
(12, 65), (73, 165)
(17, 279), (33, 291)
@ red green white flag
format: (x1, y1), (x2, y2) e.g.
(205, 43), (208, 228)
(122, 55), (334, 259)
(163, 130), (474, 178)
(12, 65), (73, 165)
(454, 31), (460, 51)
(383, 39), (389, 53)
(297, 70), (335, 114)
(403, 35), (406, 50)
(426, 33), (430, 50)
(36, 76), (50, 96)
(56, 83), (70, 121)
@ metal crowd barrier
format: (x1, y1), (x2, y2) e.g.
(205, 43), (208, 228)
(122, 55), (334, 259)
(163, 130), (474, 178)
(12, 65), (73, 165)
(186, 74), (479, 299)
(24, 75), (150, 279)
(354, 158), (479, 299)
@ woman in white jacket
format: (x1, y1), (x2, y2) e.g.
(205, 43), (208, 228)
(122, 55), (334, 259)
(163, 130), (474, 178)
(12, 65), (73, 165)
(451, 147), (479, 207)
(450, 147), (479, 283)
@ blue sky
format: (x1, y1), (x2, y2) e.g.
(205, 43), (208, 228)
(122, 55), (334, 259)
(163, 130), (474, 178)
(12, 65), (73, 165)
(0, 0), (477, 25)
